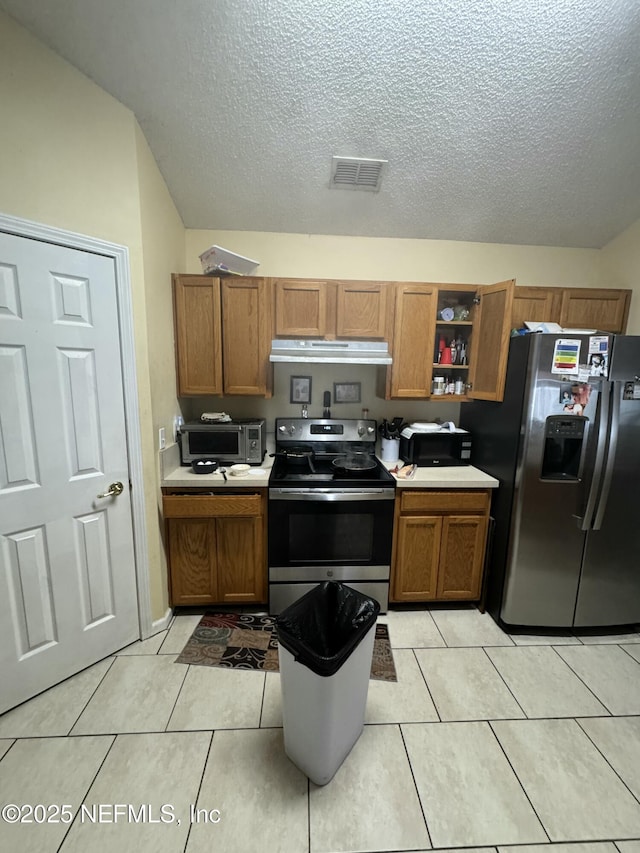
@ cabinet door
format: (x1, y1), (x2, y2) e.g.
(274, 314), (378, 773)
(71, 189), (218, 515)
(511, 286), (561, 330)
(391, 515), (441, 601)
(221, 277), (271, 395)
(436, 515), (488, 599)
(559, 288), (631, 334)
(274, 279), (330, 337)
(173, 275), (222, 395)
(167, 518), (218, 605)
(467, 279), (514, 402)
(216, 516), (265, 603)
(336, 281), (389, 339)
(389, 284), (436, 398)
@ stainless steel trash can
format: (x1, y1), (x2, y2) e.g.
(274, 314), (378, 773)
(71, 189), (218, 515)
(276, 581), (379, 785)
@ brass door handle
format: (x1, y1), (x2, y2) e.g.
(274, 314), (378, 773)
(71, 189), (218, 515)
(97, 481), (124, 499)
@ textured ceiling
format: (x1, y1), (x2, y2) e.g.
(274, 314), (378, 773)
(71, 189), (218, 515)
(2, 0), (640, 248)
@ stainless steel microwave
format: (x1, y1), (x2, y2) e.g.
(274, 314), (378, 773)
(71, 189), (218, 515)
(179, 419), (266, 465)
(399, 429), (472, 467)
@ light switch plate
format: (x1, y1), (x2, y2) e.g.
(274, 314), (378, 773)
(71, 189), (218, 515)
(158, 427), (166, 450)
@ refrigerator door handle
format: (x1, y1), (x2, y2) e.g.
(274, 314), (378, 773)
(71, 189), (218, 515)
(579, 382), (611, 531)
(592, 384), (620, 530)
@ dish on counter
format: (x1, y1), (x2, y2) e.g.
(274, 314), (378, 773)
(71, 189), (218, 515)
(390, 463), (417, 479)
(229, 463), (251, 477)
(191, 459), (218, 474)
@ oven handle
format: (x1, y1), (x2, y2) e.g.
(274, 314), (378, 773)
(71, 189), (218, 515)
(269, 488), (395, 501)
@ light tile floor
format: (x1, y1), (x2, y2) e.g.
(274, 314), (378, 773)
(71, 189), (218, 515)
(1, 604), (639, 853)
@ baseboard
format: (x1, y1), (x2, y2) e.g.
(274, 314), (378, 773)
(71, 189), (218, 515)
(143, 608), (173, 638)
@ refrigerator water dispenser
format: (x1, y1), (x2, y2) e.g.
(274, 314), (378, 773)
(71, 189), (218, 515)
(540, 415), (587, 480)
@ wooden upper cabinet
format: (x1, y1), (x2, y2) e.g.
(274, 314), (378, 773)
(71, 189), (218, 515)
(511, 286), (632, 334)
(389, 284), (436, 398)
(559, 288), (631, 334)
(221, 277), (272, 396)
(273, 278), (390, 340)
(173, 274), (272, 397)
(510, 286), (561, 330)
(335, 281), (389, 339)
(273, 279), (330, 337)
(173, 274), (223, 396)
(467, 279), (515, 402)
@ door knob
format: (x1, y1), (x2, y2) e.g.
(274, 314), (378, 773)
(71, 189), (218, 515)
(97, 481), (124, 499)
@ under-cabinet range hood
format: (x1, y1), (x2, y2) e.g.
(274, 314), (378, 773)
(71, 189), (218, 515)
(269, 339), (392, 365)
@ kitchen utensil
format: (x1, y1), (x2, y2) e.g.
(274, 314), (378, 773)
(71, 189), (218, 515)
(220, 467), (227, 481)
(323, 391), (331, 418)
(331, 453), (377, 474)
(276, 445), (316, 473)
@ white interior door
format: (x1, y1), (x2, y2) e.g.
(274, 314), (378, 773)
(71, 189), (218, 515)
(0, 232), (139, 713)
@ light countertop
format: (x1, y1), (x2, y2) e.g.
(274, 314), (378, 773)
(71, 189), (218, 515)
(391, 464), (498, 489)
(161, 450), (498, 491)
(162, 458), (273, 489)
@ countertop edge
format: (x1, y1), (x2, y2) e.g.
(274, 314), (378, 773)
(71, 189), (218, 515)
(161, 460), (498, 490)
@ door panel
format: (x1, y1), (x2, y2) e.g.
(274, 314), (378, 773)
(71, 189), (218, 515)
(575, 387), (640, 626)
(0, 232), (139, 713)
(560, 288), (630, 334)
(468, 279), (514, 401)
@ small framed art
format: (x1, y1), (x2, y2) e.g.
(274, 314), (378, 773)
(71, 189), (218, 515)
(290, 375), (312, 404)
(333, 381), (361, 403)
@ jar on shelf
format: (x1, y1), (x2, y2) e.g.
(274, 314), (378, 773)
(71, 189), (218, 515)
(432, 376), (445, 395)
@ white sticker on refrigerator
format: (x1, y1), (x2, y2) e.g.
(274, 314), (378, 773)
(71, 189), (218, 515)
(588, 335), (609, 376)
(551, 339), (581, 375)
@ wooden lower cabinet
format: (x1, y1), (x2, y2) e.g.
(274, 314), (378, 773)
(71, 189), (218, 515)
(391, 489), (490, 602)
(163, 490), (267, 606)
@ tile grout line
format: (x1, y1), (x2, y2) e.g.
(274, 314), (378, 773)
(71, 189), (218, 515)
(66, 655), (118, 737)
(410, 647), (443, 723)
(181, 730), (215, 853)
(575, 716), (640, 810)
(480, 645), (529, 719)
(486, 719), (552, 844)
(398, 721), (433, 850)
(549, 644), (616, 716)
(54, 733), (117, 853)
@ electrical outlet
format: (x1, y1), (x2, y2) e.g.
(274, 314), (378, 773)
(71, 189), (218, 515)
(158, 427), (166, 450)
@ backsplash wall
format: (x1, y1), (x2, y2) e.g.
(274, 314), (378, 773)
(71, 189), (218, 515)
(179, 362), (461, 438)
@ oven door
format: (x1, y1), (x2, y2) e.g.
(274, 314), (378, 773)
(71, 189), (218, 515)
(268, 488), (394, 570)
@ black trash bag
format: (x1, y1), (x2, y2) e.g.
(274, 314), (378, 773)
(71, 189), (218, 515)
(276, 581), (380, 677)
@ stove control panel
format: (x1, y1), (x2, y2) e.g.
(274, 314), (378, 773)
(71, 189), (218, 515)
(275, 418), (377, 444)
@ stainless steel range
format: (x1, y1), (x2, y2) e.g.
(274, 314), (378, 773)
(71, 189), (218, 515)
(268, 418), (396, 614)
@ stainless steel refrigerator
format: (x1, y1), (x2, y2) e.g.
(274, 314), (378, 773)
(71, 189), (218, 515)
(461, 333), (640, 628)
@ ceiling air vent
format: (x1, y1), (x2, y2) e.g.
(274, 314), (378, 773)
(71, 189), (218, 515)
(330, 156), (387, 192)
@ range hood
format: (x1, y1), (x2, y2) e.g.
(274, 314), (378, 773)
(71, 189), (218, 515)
(269, 339), (392, 365)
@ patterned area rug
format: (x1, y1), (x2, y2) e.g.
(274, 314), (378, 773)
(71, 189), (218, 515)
(176, 612), (397, 682)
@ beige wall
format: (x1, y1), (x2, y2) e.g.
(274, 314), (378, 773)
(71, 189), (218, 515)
(601, 219), (640, 335)
(185, 230), (601, 285)
(0, 11), (184, 623)
(134, 124), (186, 617)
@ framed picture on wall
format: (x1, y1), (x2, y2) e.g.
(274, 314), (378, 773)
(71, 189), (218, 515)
(333, 381), (361, 403)
(290, 375), (312, 404)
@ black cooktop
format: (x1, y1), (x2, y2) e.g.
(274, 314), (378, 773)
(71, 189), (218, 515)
(270, 418), (396, 489)
(269, 456), (395, 487)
